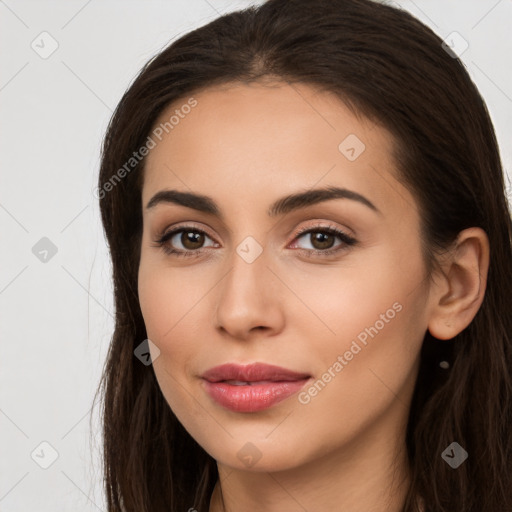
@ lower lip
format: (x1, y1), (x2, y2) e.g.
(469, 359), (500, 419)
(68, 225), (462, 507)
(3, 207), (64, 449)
(202, 379), (310, 412)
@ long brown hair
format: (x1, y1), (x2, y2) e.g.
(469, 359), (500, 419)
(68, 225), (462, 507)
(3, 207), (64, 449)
(95, 0), (512, 510)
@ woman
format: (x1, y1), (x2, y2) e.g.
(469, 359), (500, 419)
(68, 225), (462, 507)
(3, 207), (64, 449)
(95, 0), (512, 510)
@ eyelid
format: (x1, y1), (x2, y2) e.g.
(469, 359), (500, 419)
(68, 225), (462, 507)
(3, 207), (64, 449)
(156, 221), (218, 243)
(290, 221), (355, 241)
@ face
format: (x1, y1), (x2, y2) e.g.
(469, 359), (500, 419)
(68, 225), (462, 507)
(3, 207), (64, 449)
(138, 81), (432, 472)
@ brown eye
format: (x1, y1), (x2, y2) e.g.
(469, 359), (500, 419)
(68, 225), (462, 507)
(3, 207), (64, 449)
(291, 225), (357, 257)
(155, 226), (219, 257)
(309, 232), (336, 250)
(180, 231), (205, 250)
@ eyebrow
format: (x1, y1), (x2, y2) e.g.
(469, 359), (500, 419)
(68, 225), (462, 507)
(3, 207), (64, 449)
(145, 186), (381, 218)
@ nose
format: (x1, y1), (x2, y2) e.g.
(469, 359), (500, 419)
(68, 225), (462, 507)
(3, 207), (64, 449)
(214, 246), (285, 341)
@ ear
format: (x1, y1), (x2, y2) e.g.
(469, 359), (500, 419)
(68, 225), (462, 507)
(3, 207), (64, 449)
(427, 227), (490, 340)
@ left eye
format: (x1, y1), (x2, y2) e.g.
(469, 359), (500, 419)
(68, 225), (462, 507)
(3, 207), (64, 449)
(291, 227), (357, 253)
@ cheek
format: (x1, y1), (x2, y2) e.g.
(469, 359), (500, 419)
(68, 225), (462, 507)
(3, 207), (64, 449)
(287, 271), (426, 459)
(286, 243), (427, 411)
(138, 260), (209, 341)
(138, 264), (199, 394)
(286, 241), (426, 354)
(138, 265), (205, 423)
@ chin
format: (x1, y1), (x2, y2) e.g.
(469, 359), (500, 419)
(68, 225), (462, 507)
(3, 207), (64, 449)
(202, 436), (312, 473)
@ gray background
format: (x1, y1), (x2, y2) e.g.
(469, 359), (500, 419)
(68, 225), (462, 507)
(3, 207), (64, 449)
(1, 1), (511, 510)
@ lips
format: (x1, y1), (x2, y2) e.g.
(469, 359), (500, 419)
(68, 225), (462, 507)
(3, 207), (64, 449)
(201, 362), (311, 383)
(201, 362), (311, 412)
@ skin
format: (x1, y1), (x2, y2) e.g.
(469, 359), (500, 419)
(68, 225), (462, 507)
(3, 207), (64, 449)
(137, 81), (489, 511)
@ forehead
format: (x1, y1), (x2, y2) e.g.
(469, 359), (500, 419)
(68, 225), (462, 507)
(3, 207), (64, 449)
(141, 81), (412, 219)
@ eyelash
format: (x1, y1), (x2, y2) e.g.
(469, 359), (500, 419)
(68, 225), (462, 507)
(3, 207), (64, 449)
(152, 223), (357, 259)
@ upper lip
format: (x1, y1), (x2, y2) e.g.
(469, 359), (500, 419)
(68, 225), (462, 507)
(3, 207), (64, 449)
(201, 362), (311, 383)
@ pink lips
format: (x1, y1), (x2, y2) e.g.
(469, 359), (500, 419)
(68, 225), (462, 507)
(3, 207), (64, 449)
(201, 362), (311, 412)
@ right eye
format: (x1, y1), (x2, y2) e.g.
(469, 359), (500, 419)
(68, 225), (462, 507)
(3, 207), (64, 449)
(153, 226), (220, 257)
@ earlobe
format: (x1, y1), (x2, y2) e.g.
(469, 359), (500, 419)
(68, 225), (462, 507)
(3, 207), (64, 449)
(427, 227), (490, 341)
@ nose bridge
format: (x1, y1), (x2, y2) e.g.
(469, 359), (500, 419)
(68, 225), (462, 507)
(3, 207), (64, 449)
(214, 238), (283, 337)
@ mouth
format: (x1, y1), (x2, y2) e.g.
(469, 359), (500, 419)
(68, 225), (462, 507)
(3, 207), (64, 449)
(221, 380), (289, 385)
(201, 362), (311, 383)
(200, 362), (311, 412)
